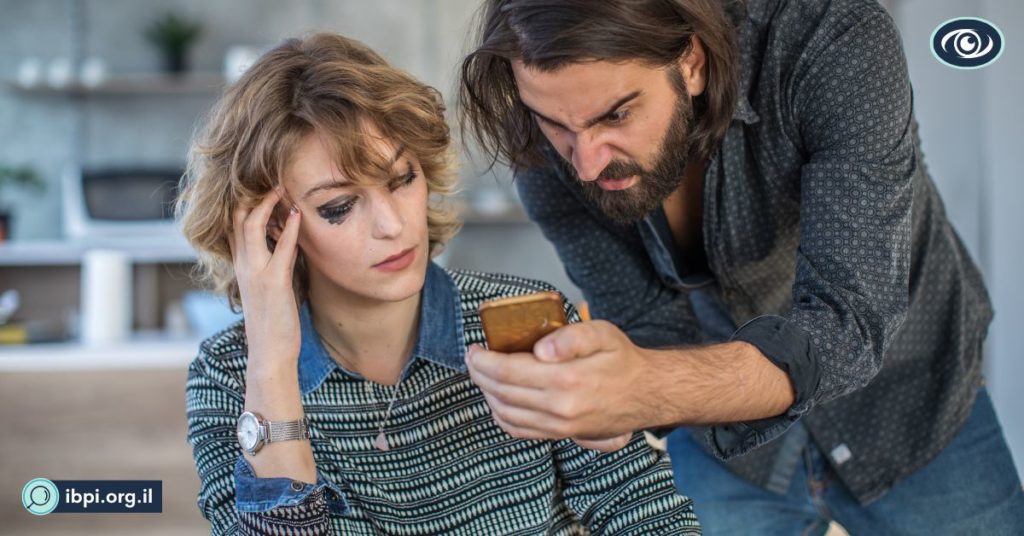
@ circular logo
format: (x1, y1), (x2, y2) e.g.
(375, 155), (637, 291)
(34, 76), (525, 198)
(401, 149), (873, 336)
(22, 478), (60, 516)
(931, 18), (1004, 69)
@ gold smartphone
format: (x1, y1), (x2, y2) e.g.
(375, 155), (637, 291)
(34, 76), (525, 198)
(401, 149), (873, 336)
(478, 291), (568, 353)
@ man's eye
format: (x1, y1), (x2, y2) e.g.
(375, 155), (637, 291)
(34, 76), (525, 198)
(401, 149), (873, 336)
(605, 109), (629, 124)
(534, 114), (563, 130)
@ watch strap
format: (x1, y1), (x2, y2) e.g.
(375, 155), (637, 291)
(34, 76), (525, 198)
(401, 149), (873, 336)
(266, 416), (311, 443)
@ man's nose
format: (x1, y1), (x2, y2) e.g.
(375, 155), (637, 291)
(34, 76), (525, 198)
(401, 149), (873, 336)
(569, 131), (612, 182)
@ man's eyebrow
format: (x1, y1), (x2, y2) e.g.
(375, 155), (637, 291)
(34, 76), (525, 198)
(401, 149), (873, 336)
(523, 91), (642, 131)
(302, 145), (406, 200)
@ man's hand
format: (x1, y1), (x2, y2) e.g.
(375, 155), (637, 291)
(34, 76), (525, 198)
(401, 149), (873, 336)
(466, 320), (657, 452)
(468, 316), (798, 453)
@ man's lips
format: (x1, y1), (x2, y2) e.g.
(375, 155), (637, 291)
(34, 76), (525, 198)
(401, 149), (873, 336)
(373, 247), (417, 272)
(596, 175), (639, 191)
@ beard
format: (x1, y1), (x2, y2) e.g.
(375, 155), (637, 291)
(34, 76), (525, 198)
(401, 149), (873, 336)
(575, 90), (696, 224)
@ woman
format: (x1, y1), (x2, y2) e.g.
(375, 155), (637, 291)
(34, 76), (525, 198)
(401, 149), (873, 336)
(179, 33), (699, 535)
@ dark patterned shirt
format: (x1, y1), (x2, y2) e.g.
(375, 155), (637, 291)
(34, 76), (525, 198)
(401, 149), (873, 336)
(514, 0), (993, 504)
(186, 263), (701, 534)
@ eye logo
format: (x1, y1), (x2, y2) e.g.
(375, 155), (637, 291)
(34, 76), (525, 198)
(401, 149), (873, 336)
(931, 18), (1004, 69)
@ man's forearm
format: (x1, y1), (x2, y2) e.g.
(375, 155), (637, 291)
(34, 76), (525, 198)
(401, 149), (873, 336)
(643, 341), (796, 427)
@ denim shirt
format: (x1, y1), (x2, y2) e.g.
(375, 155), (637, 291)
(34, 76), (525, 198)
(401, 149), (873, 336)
(514, 0), (993, 504)
(234, 261), (466, 512)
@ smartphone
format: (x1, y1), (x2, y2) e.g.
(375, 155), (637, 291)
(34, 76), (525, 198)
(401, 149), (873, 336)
(478, 291), (568, 353)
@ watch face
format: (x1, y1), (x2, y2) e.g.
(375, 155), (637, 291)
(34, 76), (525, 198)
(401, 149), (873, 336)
(237, 412), (260, 451)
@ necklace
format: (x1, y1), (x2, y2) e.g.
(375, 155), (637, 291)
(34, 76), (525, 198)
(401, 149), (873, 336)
(365, 378), (406, 452)
(319, 334), (405, 451)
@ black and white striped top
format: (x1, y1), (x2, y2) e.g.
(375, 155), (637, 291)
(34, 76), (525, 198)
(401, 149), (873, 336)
(186, 263), (700, 534)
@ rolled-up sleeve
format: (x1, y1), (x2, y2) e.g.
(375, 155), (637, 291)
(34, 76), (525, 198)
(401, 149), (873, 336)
(709, 9), (916, 458)
(186, 339), (341, 535)
(234, 455), (344, 514)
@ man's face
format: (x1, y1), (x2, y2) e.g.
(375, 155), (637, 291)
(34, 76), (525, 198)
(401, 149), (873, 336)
(512, 59), (698, 223)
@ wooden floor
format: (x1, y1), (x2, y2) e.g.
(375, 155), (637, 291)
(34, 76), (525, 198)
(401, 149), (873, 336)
(1, 369), (209, 535)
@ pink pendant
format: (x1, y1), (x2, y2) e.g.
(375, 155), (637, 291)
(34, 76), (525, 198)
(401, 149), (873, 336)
(373, 431), (390, 451)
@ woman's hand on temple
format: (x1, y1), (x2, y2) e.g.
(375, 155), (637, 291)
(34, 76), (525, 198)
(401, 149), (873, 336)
(229, 187), (303, 375)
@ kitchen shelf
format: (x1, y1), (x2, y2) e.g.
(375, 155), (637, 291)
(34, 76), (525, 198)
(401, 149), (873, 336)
(4, 73), (226, 96)
(0, 238), (197, 266)
(0, 208), (531, 267)
(0, 331), (201, 371)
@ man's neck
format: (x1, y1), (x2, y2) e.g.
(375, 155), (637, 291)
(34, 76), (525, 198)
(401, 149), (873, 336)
(662, 160), (707, 262)
(306, 274), (421, 386)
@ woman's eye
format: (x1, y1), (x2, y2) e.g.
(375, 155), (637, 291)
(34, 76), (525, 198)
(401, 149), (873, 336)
(317, 197), (357, 225)
(388, 168), (418, 192)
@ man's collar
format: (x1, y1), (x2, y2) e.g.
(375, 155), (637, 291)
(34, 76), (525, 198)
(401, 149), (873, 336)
(732, 95), (760, 124)
(296, 262), (467, 394)
(730, 0), (759, 126)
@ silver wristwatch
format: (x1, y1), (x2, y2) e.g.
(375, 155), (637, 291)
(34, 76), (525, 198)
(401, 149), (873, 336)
(236, 411), (311, 455)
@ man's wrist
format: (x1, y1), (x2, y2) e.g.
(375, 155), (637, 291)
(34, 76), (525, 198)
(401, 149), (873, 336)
(635, 346), (689, 429)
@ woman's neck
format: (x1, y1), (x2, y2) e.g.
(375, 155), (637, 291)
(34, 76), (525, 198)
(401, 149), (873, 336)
(307, 278), (421, 386)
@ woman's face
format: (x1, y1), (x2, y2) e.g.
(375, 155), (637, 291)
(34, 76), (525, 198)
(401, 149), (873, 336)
(279, 129), (430, 305)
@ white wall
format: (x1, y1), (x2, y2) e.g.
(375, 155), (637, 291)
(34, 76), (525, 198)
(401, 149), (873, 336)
(891, 0), (1023, 478)
(979, 0), (1024, 479)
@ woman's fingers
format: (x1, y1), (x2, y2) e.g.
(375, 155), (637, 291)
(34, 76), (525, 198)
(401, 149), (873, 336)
(241, 189), (283, 266)
(230, 205), (249, 265)
(269, 205), (301, 274)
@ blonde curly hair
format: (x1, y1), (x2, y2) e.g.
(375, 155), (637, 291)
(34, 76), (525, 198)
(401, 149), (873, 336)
(176, 33), (461, 309)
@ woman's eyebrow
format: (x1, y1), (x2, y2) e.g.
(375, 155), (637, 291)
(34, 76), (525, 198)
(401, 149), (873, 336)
(302, 145), (407, 200)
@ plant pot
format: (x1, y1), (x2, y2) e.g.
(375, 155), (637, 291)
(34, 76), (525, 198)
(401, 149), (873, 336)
(163, 50), (188, 74)
(0, 210), (10, 243)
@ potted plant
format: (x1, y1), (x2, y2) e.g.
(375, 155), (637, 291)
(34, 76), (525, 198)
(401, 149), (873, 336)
(0, 164), (45, 243)
(144, 12), (203, 75)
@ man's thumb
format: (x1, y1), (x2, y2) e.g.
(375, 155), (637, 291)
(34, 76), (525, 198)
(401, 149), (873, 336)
(533, 335), (572, 363)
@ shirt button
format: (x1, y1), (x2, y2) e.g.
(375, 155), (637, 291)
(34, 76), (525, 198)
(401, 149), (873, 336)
(290, 480), (304, 492)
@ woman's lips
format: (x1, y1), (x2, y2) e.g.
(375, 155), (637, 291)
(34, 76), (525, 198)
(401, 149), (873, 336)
(596, 175), (639, 191)
(374, 247), (416, 272)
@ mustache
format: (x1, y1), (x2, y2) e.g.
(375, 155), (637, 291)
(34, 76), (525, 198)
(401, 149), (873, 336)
(582, 160), (647, 182)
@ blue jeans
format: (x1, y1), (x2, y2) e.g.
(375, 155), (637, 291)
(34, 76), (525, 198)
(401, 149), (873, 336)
(668, 388), (1024, 535)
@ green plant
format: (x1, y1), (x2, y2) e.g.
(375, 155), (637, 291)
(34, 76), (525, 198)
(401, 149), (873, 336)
(0, 164), (44, 207)
(144, 12), (203, 72)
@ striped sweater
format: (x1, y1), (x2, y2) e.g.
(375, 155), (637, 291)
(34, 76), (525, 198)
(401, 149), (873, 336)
(186, 264), (700, 534)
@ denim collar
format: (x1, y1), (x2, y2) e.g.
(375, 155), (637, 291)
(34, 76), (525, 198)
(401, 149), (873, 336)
(296, 261), (467, 394)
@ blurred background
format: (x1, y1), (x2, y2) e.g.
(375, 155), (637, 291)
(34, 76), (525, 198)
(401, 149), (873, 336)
(0, 0), (1020, 533)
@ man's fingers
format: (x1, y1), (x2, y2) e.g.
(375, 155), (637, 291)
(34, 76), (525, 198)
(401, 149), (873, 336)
(468, 346), (553, 389)
(483, 393), (559, 440)
(470, 367), (548, 407)
(534, 320), (618, 362)
(572, 433), (632, 452)
(483, 392), (562, 432)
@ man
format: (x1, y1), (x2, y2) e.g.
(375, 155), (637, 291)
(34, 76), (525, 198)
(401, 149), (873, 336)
(458, 0), (1024, 534)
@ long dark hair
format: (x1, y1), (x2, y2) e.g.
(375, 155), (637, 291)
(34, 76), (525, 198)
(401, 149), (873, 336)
(459, 0), (743, 170)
